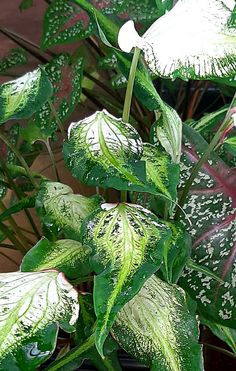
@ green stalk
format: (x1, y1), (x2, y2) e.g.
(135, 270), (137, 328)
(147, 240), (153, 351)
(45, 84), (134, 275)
(44, 139), (60, 182)
(175, 109), (234, 219)
(0, 130), (38, 189)
(46, 334), (95, 370)
(0, 220), (26, 255)
(48, 99), (66, 139)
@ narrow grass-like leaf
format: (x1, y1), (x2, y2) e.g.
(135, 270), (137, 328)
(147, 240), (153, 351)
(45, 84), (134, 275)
(112, 275), (203, 371)
(21, 238), (92, 279)
(81, 202), (171, 355)
(0, 271), (79, 363)
(0, 68), (53, 123)
(64, 110), (146, 191)
(36, 181), (102, 240)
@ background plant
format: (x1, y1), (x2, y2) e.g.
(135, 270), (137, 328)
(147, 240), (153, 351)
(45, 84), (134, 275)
(0, 0), (235, 370)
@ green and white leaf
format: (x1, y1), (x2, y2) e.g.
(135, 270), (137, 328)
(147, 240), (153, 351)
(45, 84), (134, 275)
(192, 106), (229, 133)
(151, 104), (182, 163)
(36, 181), (102, 240)
(119, 0), (236, 79)
(113, 275), (203, 371)
(0, 271), (79, 362)
(0, 68), (53, 124)
(21, 238), (92, 279)
(141, 143), (180, 201)
(64, 110), (146, 191)
(0, 48), (27, 73)
(81, 202), (171, 356)
(201, 316), (236, 353)
(120, 0), (174, 23)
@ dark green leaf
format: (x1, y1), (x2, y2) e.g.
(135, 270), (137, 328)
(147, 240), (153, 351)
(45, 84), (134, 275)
(0, 68), (53, 124)
(21, 237), (92, 279)
(179, 124), (236, 328)
(112, 275), (203, 371)
(81, 202), (171, 355)
(0, 48), (27, 73)
(201, 316), (236, 353)
(64, 110), (146, 192)
(36, 181), (102, 240)
(19, 0), (34, 11)
(192, 106), (229, 133)
(0, 195), (35, 222)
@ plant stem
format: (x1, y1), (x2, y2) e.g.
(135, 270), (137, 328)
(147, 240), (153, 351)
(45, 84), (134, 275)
(175, 111), (234, 220)
(122, 47), (141, 123)
(44, 139), (60, 182)
(201, 342), (236, 360)
(0, 221), (26, 255)
(0, 130), (38, 189)
(46, 334), (95, 370)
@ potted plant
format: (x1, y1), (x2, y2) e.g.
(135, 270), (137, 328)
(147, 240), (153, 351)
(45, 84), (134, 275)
(0, 0), (235, 370)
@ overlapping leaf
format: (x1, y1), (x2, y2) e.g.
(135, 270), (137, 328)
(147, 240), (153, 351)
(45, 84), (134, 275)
(0, 271), (79, 364)
(64, 109), (146, 191)
(21, 238), (92, 279)
(42, 0), (127, 49)
(179, 124), (236, 328)
(119, 0), (174, 23)
(112, 275), (203, 371)
(22, 54), (83, 142)
(0, 48), (27, 73)
(36, 181), (102, 240)
(0, 68), (53, 124)
(81, 202), (171, 355)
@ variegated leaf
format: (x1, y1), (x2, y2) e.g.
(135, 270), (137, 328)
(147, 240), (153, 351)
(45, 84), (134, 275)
(36, 181), (102, 240)
(141, 143), (180, 201)
(22, 54), (83, 142)
(0, 271), (79, 363)
(42, 0), (127, 49)
(112, 275), (203, 371)
(179, 124), (236, 328)
(81, 202), (171, 355)
(64, 110), (146, 191)
(151, 104), (182, 163)
(21, 238), (92, 279)
(118, 0), (236, 79)
(0, 48), (27, 73)
(0, 68), (53, 124)
(120, 0), (174, 23)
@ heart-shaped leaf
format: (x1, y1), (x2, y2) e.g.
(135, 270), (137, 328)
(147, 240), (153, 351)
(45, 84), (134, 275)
(64, 109), (146, 191)
(112, 275), (203, 371)
(21, 238), (92, 279)
(0, 68), (53, 124)
(21, 54), (83, 142)
(179, 124), (236, 328)
(0, 48), (27, 73)
(81, 202), (171, 355)
(0, 271), (79, 363)
(42, 0), (126, 49)
(119, 0), (236, 80)
(36, 181), (102, 240)
(120, 0), (174, 23)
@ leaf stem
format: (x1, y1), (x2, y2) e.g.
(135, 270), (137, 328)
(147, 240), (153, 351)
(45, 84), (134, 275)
(122, 47), (141, 123)
(175, 103), (235, 219)
(0, 129), (38, 189)
(46, 334), (95, 370)
(48, 99), (66, 139)
(44, 139), (60, 182)
(201, 342), (236, 360)
(0, 221), (26, 255)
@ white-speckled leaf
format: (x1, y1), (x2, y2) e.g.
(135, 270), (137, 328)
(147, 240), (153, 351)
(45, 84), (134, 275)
(112, 275), (203, 371)
(0, 68), (53, 123)
(0, 48), (27, 73)
(64, 110), (146, 191)
(119, 0), (236, 79)
(36, 181), (102, 240)
(120, 0), (174, 23)
(81, 203), (171, 356)
(179, 124), (236, 328)
(21, 238), (92, 279)
(0, 271), (79, 362)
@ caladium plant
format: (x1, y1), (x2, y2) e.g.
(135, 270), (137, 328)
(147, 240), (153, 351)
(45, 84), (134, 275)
(0, 0), (235, 370)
